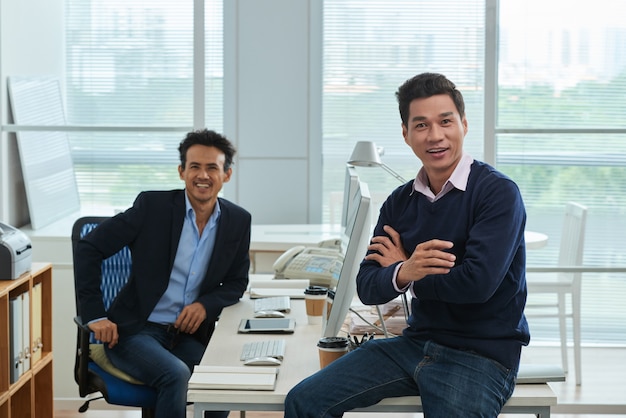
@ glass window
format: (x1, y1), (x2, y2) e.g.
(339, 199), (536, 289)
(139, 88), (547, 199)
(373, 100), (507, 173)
(65, 0), (223, 212)
(322, 0), (626, 345)
(322, 0), (485, 225)
(497, 0), (626, 344)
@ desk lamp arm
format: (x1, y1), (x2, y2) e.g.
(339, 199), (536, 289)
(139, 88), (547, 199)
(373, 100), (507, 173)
(380, 164), (408, 184)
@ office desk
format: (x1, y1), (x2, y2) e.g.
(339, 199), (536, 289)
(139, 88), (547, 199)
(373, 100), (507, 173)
(250, 224), (549, 272)
(188, 295), (557, 417)
(188, 294), (319, 417)
(250, 224), (342, 273)
(251, 223), (342, 252)
(525, 230), (548, 250)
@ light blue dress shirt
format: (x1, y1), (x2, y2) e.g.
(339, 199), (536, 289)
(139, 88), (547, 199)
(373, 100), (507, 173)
(148, 193), (221, 324)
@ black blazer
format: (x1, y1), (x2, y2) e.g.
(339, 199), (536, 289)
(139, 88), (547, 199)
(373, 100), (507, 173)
(75, 190), (251, 345)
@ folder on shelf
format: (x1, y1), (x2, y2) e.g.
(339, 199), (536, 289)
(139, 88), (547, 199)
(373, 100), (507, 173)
(22, 291), (31, 372)
(188, 365), (278, 390)
(31, 282), (43, 363)
(9, 296), (23, 383)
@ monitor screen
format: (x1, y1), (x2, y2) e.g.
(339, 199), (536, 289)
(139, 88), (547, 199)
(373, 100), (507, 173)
(322, 180), (372, 338)
(341, 165), (360, 231)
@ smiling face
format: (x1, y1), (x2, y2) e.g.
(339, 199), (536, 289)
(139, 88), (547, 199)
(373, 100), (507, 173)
(178, 144), (232, 210)
(402, 94), (468, 193)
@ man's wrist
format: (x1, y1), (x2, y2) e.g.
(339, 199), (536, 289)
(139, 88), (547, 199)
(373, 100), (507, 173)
(392, 262), (411, 291)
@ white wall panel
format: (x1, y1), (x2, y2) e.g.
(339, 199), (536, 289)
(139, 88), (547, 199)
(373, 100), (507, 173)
(236, 0), (309, 159)
(238, 158), (308, 224)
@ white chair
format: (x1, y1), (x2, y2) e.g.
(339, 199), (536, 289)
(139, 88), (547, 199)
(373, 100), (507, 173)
(526, 202), (588, 385)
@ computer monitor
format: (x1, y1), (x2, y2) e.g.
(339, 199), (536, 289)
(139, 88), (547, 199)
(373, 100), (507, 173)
(322, 180), (372, 338)
(340, 165), (360, 232)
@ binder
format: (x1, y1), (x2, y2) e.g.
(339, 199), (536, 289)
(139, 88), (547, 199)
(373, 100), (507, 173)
(9, 296), (23, 383)
(22, 291), (31, 372)
(248, 279), (310, 299)
(31, 283), (43, 363)
(188, 365), (278, 390)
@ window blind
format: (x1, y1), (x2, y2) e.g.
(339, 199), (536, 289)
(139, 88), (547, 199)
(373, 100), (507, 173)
(322, 0), (485, 223)
(497, 0), (626, 345)
(322, 0), (626, 345)
(65, 0), (223, 211)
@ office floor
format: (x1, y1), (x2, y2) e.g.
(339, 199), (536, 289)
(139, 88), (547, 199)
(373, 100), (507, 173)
(55, 345), (626, 418)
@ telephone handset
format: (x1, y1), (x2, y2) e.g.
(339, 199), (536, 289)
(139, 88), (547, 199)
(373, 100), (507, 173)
(273, 241), (344, 288)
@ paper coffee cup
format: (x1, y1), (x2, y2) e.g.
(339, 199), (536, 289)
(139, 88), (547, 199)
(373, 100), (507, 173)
(317, 336), (349, 368)
(304, 286), (328, 325)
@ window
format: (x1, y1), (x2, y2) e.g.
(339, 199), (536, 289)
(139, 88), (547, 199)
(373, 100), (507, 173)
(322, 0), (485, 223)
(497, 0), (626, 344)
(322, 0), (626, 345)
(65, 0), (223, 211)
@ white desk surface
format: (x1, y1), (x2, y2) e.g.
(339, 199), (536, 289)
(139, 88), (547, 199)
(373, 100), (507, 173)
(250, 223), (343, 252)
(525, 230), (548, 250)
(188, 294), (321, 414)
(251, 223), (548, 251)
(188, 292), (556, 416)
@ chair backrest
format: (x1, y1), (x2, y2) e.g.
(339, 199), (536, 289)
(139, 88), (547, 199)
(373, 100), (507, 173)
(72, 216), (156, 413)
(557, 202), (588, 281)
(72, 216), (132, 337)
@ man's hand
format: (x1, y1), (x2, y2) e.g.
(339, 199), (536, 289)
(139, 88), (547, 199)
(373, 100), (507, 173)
(365, 225), (408, 267)
(88, 318), (119, 349)
(396, 239), (456, 288)
(174, 302), (207, 334)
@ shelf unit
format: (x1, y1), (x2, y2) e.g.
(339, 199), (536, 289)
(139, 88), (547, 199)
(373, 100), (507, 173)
(0, 262), (53, 418)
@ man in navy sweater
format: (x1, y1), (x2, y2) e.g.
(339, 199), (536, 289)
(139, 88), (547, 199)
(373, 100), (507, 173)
(285, 73), (529, 417)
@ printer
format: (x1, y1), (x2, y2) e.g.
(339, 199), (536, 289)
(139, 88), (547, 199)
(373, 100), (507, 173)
(0, 222), (32, 280)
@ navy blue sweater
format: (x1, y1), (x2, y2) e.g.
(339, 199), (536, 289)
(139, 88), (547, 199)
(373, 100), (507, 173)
(357, 160), (530, 369)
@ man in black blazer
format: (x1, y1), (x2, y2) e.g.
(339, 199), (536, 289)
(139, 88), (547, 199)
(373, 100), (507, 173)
(75, 129), (251, 418)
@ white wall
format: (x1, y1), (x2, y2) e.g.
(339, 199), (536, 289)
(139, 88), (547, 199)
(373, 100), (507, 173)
(224, 0), (323, 224)
(0, 0), (65, 226)
(1, 0), (323, 407)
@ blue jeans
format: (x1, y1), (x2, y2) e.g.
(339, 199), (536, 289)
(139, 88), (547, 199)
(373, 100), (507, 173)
(284, 337), (517, 418)
(105, 323), (228, 418)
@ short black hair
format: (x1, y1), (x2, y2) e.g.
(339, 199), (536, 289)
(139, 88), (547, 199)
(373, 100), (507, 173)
(395, 73), (465, 127)
(178, 129), (236, 171)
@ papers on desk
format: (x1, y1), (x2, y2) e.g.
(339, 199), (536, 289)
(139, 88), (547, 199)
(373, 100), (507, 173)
(517, 363), (565, 383)
(189, 365), (278, 390)
(248, 278), (310, 299)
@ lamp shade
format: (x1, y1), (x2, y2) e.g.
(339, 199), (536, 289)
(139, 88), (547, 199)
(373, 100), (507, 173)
(348, 140), (407, 183)
(348, 141), (382, 167)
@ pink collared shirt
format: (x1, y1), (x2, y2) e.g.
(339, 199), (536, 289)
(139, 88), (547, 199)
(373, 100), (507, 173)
(413, 153), (473, 202)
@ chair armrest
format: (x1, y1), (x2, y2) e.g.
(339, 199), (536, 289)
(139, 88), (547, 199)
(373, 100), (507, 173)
(74, 315), (90, 331)
(74, 315), (96, 397)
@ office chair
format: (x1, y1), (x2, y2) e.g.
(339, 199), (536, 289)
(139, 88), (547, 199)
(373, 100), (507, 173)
(525, 202), (588, 385)
(72, 216), (157, 416)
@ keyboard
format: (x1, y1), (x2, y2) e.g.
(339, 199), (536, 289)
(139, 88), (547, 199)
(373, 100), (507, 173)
(254, 296), (291, 313)
(240, 339), (286, 361)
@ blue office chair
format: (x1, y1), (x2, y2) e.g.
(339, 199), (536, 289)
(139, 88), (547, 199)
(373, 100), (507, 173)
(72, 216), (157, 417)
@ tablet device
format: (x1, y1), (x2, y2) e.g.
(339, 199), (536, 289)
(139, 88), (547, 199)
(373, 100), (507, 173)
(238, 318), (296, 334)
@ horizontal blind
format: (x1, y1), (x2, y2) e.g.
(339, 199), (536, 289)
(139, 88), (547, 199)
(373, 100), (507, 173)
(497, 0), (626, 344)
(323, 0), (626, 345)
(322, 0), (485, 223)
(64, 0), (223, 211)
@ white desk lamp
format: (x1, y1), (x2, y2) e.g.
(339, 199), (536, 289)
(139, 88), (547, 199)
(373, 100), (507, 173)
(348, 141), (408, 184)
(347, 140), (411, 332)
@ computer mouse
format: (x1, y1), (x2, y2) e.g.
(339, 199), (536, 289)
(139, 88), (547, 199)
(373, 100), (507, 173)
(243, 356), (283, 366)
(254, 310), (285, 318)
